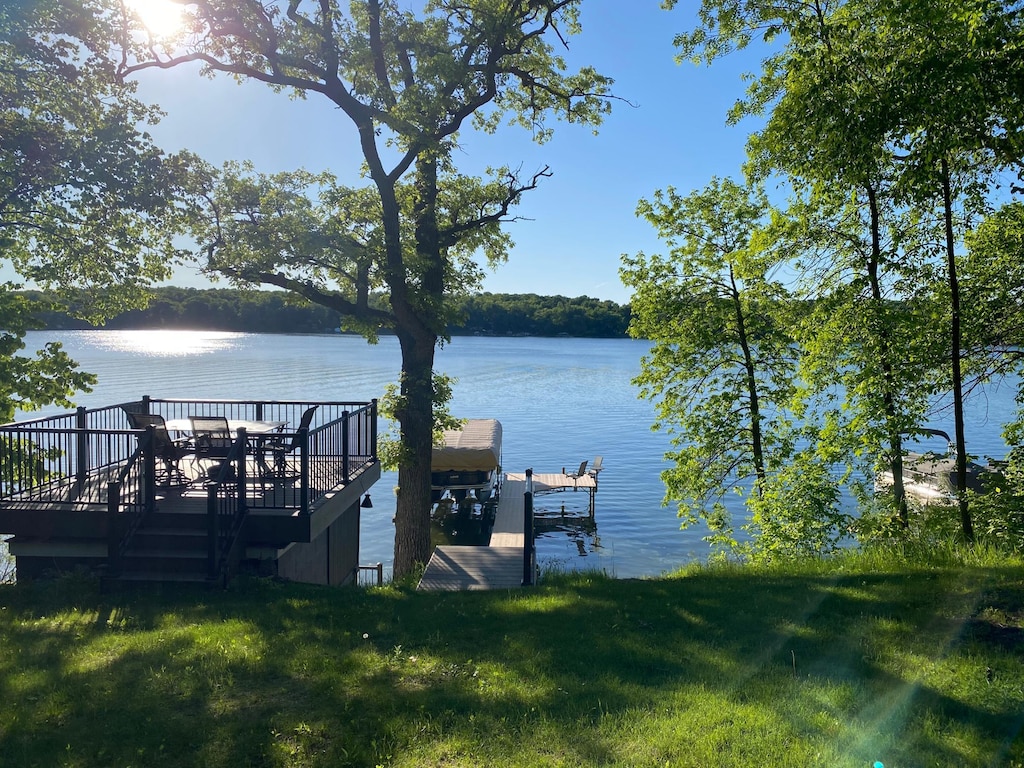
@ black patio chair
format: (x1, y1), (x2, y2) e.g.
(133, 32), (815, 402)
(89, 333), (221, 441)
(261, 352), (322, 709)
(265, 406), (318, 477)
(190, 416), (235, 480)
(125, 412), (192, 487)
(566, 460), (588, 489)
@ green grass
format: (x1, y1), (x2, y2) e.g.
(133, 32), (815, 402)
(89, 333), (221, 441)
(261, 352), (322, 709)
(1, 549), (1022, 767)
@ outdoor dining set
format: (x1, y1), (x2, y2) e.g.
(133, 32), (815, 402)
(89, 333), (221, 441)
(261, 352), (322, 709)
(124, 406), (319, 489)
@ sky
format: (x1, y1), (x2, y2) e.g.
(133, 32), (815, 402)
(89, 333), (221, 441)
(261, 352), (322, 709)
(123, 1), (770, 305)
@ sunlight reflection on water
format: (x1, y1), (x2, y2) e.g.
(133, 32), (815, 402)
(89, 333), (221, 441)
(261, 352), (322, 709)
(85, 330), (246, 357)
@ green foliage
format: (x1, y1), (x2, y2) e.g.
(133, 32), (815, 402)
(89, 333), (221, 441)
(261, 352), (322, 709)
(664, 0), (1024, 550)
(0, 0), (198, 419)
(742, 451), (849, 562)
(26, 287), (630, 337)
(377, 371), (463, 471)
(622, 178), (831, 551)
(962, 202), (1024, 355)
(0, 287), (95, 423)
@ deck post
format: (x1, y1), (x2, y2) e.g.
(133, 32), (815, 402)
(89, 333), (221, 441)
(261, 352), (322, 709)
(523, 468), (535, 586)
(342, 411), (351, 484)
(106, 480), (123, 577)
(236, 428), (247, 509)
(143, 426), (157, 492)
(370, 399), (378, 462)
(75, 407), (89, 488)
(300, 427), (310, 513)
(207, 483), (220, 580)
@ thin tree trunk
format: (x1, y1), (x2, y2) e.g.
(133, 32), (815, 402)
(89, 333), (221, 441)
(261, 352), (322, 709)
(729, 263), (766, 488)
(940, 157), (974, 542)
(865, 184), (909, 526)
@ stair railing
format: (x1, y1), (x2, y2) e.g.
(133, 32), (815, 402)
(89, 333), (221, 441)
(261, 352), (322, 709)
(206, 429), (249, 584)
(106, 432), (153, 577)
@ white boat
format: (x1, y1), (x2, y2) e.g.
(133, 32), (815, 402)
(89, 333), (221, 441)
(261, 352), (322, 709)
(876, 429), (996, 503)
(430, 419), (502, 507)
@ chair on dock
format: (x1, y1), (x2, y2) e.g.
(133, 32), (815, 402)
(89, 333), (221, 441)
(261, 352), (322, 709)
(125, 412), (192, 487)
(588, 456), (603, 477)
(566, 460), (588, 488)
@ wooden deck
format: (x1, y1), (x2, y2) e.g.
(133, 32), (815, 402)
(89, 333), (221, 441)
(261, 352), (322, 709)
(416, 546), (523, 590)
(418, 479), (527, 590)
(507, 470), (598, 514)
(489, 478), (526, 547)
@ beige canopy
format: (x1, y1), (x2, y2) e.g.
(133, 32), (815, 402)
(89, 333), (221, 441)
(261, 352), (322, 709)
(431, 419), (502, 471)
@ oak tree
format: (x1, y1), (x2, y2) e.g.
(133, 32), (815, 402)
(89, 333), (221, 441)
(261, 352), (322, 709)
(118, 0), (613, 576)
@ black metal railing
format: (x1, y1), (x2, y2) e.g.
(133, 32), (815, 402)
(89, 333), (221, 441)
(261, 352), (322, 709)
(1, 425), (141, 505)
(3, 398), (378, 506)
(2, 397), (379, 583)
(206, 431), (249, 584)
(106, 438), (152, 576)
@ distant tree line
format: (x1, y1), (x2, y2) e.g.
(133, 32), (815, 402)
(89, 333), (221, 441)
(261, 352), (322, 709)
(26, 288), (631, 338)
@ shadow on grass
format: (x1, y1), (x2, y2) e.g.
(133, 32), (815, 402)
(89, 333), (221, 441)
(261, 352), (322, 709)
(1, 564), (1022, 766)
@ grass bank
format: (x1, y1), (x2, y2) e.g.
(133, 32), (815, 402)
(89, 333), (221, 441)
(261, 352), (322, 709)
(1, 548), (1022, 767)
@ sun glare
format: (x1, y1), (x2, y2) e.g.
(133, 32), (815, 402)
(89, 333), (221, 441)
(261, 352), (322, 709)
(127, 0), (186, 37)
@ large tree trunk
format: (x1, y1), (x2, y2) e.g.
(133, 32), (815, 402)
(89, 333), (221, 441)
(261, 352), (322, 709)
(392, 327), (438, 577)
(940, 158), (974, 542)
(392, 154), (446, 579)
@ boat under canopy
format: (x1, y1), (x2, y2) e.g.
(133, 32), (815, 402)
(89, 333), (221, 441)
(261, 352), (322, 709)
(876, 429), (999, 503)
(431, 419), (502, 504)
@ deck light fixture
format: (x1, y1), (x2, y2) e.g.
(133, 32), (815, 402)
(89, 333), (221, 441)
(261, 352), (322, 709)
(361, 493), (373, 508)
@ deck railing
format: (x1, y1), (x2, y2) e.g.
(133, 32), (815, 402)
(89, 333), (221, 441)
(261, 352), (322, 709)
(2, 398), (378, 508)
(2, 398), (378, 582)
(1, 424), (141, 505)
(205, 433), (249, 583)
(106, 438), (152, 576)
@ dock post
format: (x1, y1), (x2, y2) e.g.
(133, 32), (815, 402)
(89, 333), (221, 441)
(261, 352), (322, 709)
(523, 468), (535, 586)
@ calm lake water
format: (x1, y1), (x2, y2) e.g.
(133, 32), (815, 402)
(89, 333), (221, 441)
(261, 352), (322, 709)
(10, 330), (1023, 580)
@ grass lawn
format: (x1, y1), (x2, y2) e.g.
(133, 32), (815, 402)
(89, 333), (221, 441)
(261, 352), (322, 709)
(1, 549), (1022, 767)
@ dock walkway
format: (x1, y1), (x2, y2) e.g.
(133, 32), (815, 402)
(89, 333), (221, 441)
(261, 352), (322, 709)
(417, 479), (525, 591)
(418, 468), (599, 591)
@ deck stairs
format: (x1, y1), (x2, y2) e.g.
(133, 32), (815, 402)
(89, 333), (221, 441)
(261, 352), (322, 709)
(107, 506), (214, 585)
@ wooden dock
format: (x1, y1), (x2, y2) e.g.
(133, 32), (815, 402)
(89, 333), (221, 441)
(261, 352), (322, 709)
(417, 469), (599, 591)
(507, 471), (598, 518)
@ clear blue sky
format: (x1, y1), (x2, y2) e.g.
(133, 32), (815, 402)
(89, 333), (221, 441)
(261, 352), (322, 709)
(128, 1), (768, 305)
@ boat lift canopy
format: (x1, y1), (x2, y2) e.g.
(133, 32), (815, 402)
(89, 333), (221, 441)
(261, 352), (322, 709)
(432, 419), (502, 472)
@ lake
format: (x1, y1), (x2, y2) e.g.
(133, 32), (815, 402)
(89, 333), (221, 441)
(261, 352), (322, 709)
(9, 330), (1022, 580)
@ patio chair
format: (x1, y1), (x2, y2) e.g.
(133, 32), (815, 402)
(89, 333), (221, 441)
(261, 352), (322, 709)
(125, 412), (192, 487)
(588, 456), (604, 477)
(566, 460), (588, 488)
(265, 405), (318, 477)
(190, 416), (235, 480)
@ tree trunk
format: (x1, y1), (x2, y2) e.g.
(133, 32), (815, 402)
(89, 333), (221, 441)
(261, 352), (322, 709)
(865, 184), (909, 526)
(391, 154), (446, 579)
(729, 263), (766, 488)
(940, 157), (974, 542)
(392, 327), (438, 578)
